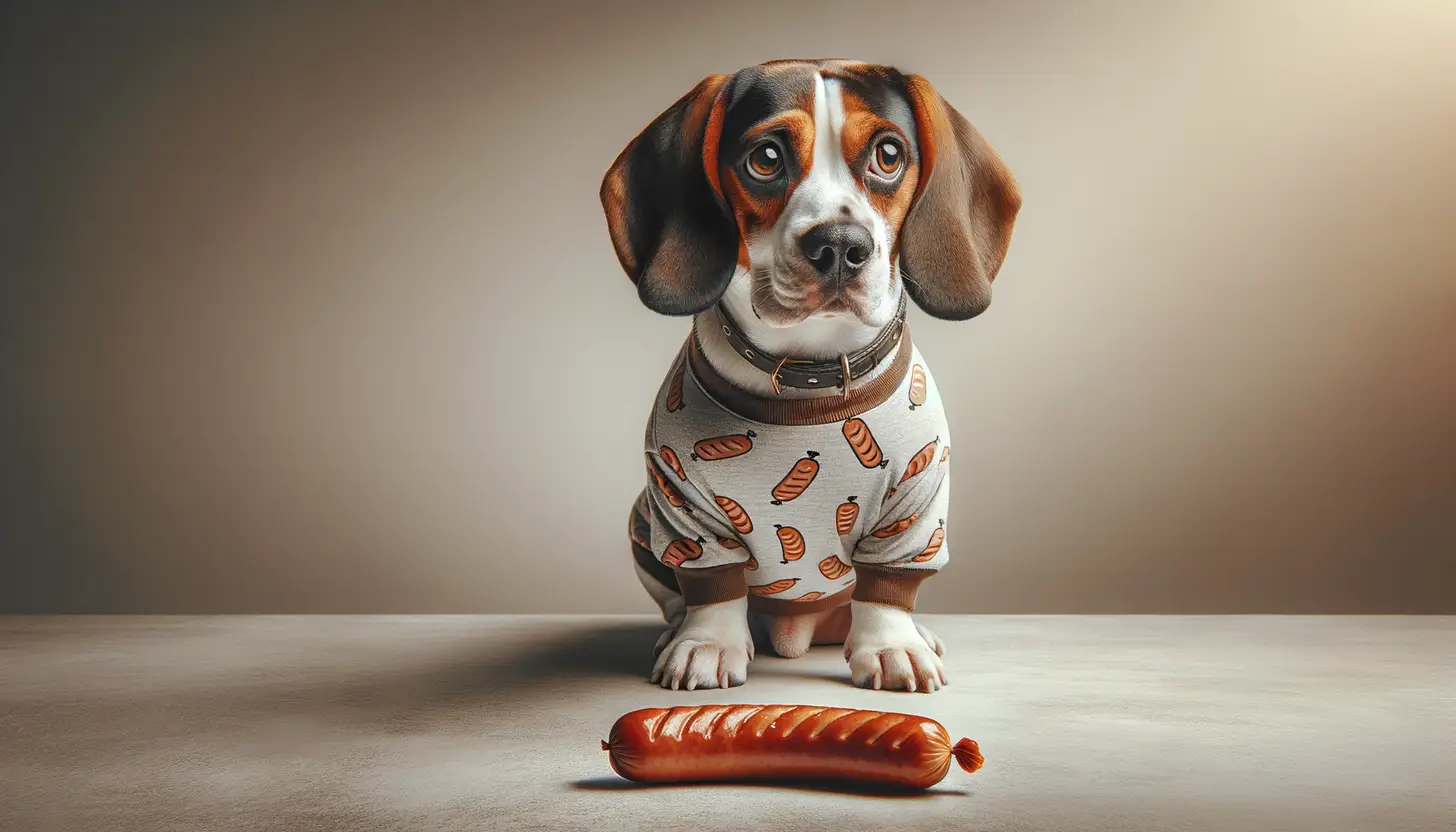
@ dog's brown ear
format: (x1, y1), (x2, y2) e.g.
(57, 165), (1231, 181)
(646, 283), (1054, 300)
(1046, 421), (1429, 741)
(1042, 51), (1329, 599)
(899, 75), (1022, 320)
(601, 74), (740, 316)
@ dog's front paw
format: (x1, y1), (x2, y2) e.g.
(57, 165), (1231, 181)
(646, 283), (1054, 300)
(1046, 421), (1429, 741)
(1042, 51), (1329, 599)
(650, 598), (753, 690)
(843, 601), (947, 693)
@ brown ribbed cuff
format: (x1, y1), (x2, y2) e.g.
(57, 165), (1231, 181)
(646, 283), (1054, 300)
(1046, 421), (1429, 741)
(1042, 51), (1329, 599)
(851, 565), (936, 612)
(676, 563), (749, 607)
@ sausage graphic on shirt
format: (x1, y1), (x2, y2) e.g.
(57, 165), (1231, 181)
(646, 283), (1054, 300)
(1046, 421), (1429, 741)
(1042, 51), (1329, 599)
(871, 512), (920, 539)
(818, 554), (852, 580)
(662, 536), (705, 567)
(886, 437), (940, 499)
(659, 446), (687, 480)
(692, 431), (756, 461)
(775, 524), (805, 563)
(835, 497), (859, 536)
(647, 456), (691, 512)
(666, 358), (686, 413)
(750, 578), (800, 596)
(715, 536), (742, 550)
(771, 452), (819, 505)
(908, 364), (927, 410)
(793, 591), (826, 603)
(714, 495), (753, 535)
(842, 419), (888, 468)
(745, 552), (759, 571)
(911, 520), (946, 563)
(940, 446), (951, 466)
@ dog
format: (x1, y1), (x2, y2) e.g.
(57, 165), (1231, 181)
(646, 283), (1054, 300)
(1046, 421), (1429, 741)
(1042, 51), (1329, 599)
(602, 59), (1020, 692)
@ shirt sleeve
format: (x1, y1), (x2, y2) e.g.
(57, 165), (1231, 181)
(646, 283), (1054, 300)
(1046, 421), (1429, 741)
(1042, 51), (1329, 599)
(849, 444), (950, 611)
(642, 450), (752, 606)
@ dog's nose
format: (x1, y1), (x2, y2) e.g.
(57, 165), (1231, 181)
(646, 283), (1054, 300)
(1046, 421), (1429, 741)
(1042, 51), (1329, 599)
(799, 222), (874, 282)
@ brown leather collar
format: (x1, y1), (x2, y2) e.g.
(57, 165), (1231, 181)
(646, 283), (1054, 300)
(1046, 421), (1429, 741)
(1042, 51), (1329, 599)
(711, 292), (908, 394)
(688, 322), (912, 426)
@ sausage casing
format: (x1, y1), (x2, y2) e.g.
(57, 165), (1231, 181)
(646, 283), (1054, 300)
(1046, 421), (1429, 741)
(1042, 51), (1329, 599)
(602, 704), (983, 791)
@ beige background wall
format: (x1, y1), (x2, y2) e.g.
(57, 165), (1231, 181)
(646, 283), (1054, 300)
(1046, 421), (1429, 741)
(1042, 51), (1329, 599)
(2, 0), (1453, 614)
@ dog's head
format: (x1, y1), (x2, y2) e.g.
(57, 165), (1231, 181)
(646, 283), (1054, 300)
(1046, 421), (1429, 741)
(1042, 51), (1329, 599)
(601, 59), (1021, 326)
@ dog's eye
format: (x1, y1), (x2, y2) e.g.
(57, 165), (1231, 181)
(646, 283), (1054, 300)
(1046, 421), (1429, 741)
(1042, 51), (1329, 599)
(746, 142), (784, 181)
(871, 139), (903, 178)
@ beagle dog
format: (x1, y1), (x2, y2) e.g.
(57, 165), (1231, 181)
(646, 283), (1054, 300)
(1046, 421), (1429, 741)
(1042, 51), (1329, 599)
(603, 59), (1020, 692)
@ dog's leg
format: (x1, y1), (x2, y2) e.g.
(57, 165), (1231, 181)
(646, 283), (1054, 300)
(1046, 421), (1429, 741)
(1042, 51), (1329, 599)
(843, 600), (947, 693)
(632, 560), (687, 655)
(650, 596), (753, 690)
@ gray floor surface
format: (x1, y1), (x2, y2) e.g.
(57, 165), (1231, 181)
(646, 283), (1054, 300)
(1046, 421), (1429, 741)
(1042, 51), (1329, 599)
(2, 615), (1452, 831)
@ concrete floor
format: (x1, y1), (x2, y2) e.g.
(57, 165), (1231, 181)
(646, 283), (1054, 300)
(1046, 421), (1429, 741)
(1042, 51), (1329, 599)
(1, 615), (1452, 832)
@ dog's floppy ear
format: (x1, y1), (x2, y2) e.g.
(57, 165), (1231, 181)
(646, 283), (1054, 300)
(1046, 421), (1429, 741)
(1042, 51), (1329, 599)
(898, 75), (1022, 320)
(600, 74), (740, 316)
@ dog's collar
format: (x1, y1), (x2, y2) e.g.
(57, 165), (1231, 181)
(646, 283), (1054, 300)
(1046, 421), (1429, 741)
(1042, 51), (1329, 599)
(707, 292), (909, 396)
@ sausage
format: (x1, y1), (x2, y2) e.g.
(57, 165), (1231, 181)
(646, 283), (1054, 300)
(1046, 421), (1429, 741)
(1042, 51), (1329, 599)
(601, 705), (984, 791)
(818, 554), (852, 580)
(911, 519), (946, 563)
(908, 364), (927, 410)
(750, 578), (799, 595)
(666, 358), (685, 413)
(842, 418), (888, 468)
(662, 536), (706, 567)
(899, 437), (940, 485)
(692, 430), (756, 462)
(774, 524), (805, 563)
(659, 446), (688, 480)
(835, 497), (859, 535)
(715, 535), (742, 550)
(940, 446), (951, 466)
(770, 451), (819, 505)
(745, 553), (759, 571)
(793, 591), (825, 602)
(648, 457), (691, 512)
(871, 512), (920, 539)
(714, 495), (753, 534)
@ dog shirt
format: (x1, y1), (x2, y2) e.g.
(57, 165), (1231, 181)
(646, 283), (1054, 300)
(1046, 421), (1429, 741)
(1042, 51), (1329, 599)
(629, 320), (951, 615)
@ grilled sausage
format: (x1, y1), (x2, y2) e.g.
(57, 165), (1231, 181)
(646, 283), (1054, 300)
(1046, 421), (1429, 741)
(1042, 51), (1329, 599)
(666, 358), (685, 413)
(648, 457), (691, 512)
(601, 705), (984, 791)
(835, 497), (859, 535)
(692, 430), (756, 462)
(770, 451), (819, 505)
(819, 554), (852, 580)
(662, 536), (706, 567)
(842, 418), (888, 468)
(911, 520), (946, 563)
(774, 524), (805, 563)
(871, 512), (920, 539)
(908, 364), (927, 409)
(659, 446), (687, 480)
(714, 495), (753, 534)
(899, 437), (940, 485)
(750, 578), (799, 596)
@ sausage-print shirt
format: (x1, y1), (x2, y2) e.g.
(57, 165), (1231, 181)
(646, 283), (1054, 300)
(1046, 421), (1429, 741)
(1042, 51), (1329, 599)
(630, 325), (950, 614)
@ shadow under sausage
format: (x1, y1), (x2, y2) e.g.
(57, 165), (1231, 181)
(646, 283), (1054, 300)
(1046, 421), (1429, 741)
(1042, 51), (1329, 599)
(570, 775), (969, 798)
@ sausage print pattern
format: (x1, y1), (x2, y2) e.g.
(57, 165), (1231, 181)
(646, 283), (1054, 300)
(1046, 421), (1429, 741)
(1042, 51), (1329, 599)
(692, 431), (756, 461)
(638, 337), (952, 606)
(659, 446), (687, 480)
(774, 524), (805, 563)
(819, 554), (853, 580)
(662, 536), (705, 567)
(835, 497), (860, 535)
(714, 495), (753, 534)
(666, 357), (686, 413)
(842, 418), (888, 468)
(770, 452), (820, 504)
(908, 364), (927, 409)
(911, 520), (947, 563)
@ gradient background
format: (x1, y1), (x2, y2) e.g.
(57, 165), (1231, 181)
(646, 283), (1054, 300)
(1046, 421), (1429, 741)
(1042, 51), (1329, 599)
(2, 0), (1453, 614)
